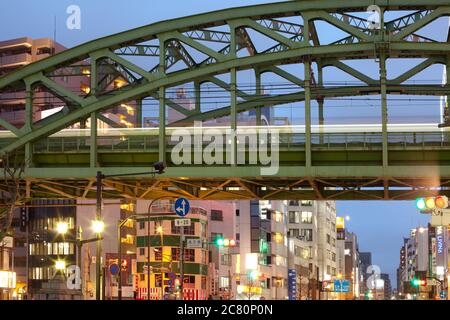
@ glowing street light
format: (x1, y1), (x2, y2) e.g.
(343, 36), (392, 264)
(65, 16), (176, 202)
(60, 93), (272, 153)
(55, 260), (66, 270)
(56, 221), (69, 235)
(92, 220), (105, 234)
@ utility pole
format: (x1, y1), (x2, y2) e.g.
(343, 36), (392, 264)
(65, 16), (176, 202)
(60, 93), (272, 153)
(180, 225), (185, 300)
(95, 171), (103, 301)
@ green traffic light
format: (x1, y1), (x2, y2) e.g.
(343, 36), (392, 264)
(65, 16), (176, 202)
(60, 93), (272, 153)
(412, 278), (420, 287)
(249, 270), (258, 280)
(415, 198), (426, 211)
(215, 237), (224, 247)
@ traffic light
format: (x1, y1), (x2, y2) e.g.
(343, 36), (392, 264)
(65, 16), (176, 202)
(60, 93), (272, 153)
(248, 270), (258, 280)
(416, 196), (449, 210)
(411, 278), (426, 287)
(214, 237), (237, 247)
(435, 196), (448, 209)
(121, 259), (128, 271)
(175, 278), (181, 291)
(215, 237), (224, 247)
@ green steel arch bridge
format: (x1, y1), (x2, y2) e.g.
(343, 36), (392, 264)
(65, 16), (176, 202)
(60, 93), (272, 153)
(1, 0), (450, 202)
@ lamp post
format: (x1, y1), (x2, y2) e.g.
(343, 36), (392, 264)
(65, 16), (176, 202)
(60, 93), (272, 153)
(55, 220), (104, 299)
(116, 194), (173, 300)
(146, 197), (174, 300)
(97, 162), (165, 300)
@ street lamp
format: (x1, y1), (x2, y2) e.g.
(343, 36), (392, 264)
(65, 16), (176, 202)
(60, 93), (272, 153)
(55, 219), (104, 298)
(92, 220), (105, 234)
(55, 260), (66, 271)
(97, 162), (166, 300)
(116, 194), (173, 300)
(56, 222), (69, 235)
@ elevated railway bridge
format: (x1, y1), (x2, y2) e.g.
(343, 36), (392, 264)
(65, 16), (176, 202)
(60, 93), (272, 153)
(1, 0), (450, 202)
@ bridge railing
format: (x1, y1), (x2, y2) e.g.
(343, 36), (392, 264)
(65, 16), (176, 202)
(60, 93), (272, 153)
(6, 131), (450, 154)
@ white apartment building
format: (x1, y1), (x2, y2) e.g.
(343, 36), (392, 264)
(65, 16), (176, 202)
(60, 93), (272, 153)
(286, 200), (338, 299)
(234, 200), (288, 300)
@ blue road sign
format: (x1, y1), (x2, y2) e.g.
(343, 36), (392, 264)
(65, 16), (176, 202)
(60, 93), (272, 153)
(109, 263), (120, 276)
(440, 290), (447, 299)
(334, 279), (350, 293)
(288, 269), (297, 300)
(175, 198), (190, 217)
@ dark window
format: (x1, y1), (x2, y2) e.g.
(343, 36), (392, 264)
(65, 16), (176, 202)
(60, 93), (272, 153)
(288, 211), (299, 224)
(300, 229), (313, 241)
(211, 210), (223, 221)
(36, 47), (53, 55)
(235, 209), (240, 217)
(236, 233), (240, 241)
(185, 249), (195, 262)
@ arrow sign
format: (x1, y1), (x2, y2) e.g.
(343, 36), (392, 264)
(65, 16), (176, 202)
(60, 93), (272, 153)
(109, 263), (120, 276)
(175, 198), (190, 217)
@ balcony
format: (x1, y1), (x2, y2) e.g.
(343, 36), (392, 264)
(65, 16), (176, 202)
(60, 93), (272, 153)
(0, 53), (32, 68)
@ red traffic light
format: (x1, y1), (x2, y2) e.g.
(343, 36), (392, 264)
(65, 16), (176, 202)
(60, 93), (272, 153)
(435, 196), (449, 209)
(222, 238), (237, 247)
(416, 196), (449, 211)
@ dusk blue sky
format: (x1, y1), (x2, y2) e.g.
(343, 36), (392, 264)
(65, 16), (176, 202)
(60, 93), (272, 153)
(1, 0), (446, 287)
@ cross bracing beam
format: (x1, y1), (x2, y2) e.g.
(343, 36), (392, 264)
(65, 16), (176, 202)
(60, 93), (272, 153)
(6, 166), (450, 201)
(115, 45), (160, 57)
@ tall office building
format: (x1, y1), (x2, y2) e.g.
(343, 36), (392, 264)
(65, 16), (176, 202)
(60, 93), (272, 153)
(286, 200), (338, 300)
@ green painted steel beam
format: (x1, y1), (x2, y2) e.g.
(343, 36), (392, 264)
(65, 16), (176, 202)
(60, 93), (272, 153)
(22, 165), (450, 179)
(172, 84), (449, 124)
(1, 0), (447, 90)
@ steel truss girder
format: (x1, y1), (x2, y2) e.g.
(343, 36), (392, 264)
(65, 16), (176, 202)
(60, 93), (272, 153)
(2, 41), (450, 154)
(11, 165), (450, 201)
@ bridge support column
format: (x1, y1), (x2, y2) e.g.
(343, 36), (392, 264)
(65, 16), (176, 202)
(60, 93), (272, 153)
(24, 81), (33, 167)
(90, 57), (98, 168)
(159, 87), (166, 164)
(231, 67), (238, 166)
(317, 63), (325, 144)
(304, 59), (312, 169)
(230, 24), (238, 166)
(445, 55), (450, 125)
(90, 112), (98, 168)
(255, 70), (262, 126)
(194, 81), (201, 113)
(136, 98), (143, 128)
(380, 52), (388, 169)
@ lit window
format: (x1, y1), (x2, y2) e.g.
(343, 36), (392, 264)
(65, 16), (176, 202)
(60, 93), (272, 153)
(274, 233), (283, 244)
(301, 211), (313, 224)
(220, 277), (229, 288)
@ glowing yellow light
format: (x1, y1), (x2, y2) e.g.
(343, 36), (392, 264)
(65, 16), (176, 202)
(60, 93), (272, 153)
(425, 197), (436, 209)
(92, 220), (105, 233)
(80, 82), (91, 94)
(55, 260), (66, 270)
(156, 226), (163, 234)
(114, 79), (127, 88)
(274, 233), (283, 244)
(56, 221), (69, 235)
